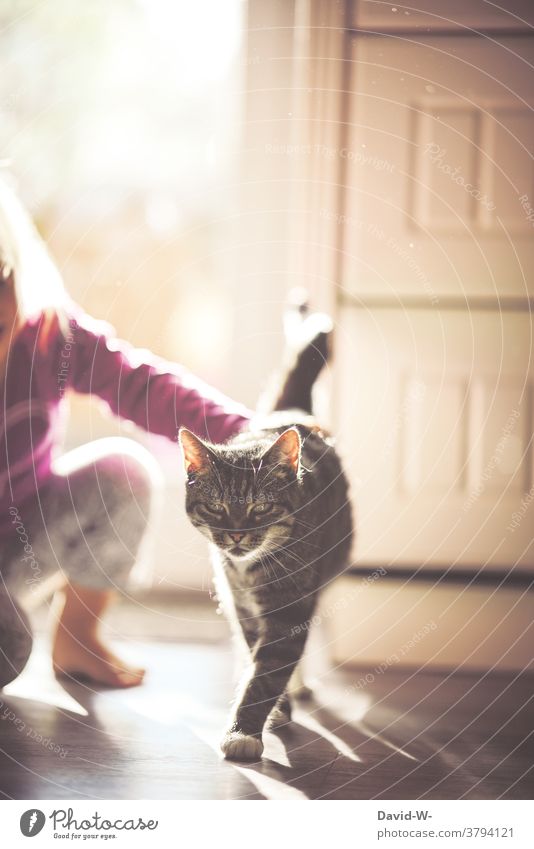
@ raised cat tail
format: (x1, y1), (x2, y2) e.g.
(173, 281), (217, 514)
(259, 288), (334, 415)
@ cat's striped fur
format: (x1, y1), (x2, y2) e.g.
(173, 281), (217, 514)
(179, 318), (353, 761)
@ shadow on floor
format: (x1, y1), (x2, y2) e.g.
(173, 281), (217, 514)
(1, 639), (532, 799)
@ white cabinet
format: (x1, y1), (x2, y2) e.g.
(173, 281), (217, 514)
(335, 2), (534, 570)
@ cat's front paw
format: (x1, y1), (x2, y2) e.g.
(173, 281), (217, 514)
(221, 731), (264, 761)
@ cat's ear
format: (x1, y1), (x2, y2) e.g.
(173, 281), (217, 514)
(263, 427), (301, 475)
(179, 428), (213, 476)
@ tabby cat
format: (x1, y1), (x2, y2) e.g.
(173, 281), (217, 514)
(179, 313), (353, 761)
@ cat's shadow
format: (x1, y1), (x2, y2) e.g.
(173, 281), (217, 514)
(237, 699), (423, 800)
(233, 698), (369, 799)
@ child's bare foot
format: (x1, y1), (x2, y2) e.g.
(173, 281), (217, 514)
(50, 583), (145, 689)
(52, 627), (145, 688)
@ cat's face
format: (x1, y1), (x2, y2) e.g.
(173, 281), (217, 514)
(179, 428), (301, 561)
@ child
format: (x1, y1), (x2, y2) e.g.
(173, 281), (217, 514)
(0, 177), (252, 689)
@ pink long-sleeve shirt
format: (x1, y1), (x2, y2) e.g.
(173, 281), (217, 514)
(0, 304), (252, 537)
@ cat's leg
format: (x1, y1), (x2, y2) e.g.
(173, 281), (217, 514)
(288, 664), (313, 700)
(267, 692), (292, 729)
(268, 667), (309, 729)
(232, 605), (260, 660)
(237, 611), (260, 650)
(233, 608), (292, 732)
(267, 667), (309, 729)
(221, 609), (309, 760)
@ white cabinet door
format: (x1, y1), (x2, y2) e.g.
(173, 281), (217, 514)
(336, 4), (534, 569)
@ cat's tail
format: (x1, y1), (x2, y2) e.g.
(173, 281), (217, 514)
(259, 288), (334, 415)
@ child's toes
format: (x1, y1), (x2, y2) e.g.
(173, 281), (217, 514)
(115, 666), (145, 687)
(95, 656), (145, 688)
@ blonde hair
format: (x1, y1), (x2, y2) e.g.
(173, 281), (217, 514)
(0, 174), (67, 338)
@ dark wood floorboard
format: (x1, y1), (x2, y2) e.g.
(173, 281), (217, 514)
(0, 639), (532, 800)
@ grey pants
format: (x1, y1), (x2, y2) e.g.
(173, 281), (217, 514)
(0, 437), (160, 688)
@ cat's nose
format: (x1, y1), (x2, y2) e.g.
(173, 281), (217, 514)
(229, 532), (246, 544)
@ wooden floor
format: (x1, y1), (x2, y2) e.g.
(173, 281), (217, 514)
(0, 637), (532, 800)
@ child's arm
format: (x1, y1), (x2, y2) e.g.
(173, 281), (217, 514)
(49, 306), (252, 443)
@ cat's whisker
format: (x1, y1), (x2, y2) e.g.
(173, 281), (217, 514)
(267, 552), (301, 591)
(290, 516), (318, 530)
(284, 533), (321, 550)
(264, 546), (303, 583)
(290, 521), (318, 532)
(273, 545), (305, 565)
(259, 551), (285, 588)
(278, 551), (311, 572)
(271, 541), (309, 563)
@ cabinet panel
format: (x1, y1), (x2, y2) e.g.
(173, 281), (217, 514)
(339, 36), (534, 299)
(336, 306), (533, 568)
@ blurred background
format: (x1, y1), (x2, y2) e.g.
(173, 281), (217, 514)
(2, 0), (533, 674)
(1, 0), (247, 594)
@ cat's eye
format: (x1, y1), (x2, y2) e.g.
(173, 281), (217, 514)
(251, 502), (274, 515)
(204, 502), (225, 516)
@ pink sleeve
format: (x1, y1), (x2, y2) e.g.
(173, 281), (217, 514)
(54, 306), (252, 444)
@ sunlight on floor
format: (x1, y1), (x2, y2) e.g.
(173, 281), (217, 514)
(357, 720), (418, 762)
(293, 708), (362, 763)
(234, 766), (308, 800)
(1, 637), (528, 800)
(3, 644), (88, 717)
(315, 681), (418, 762)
